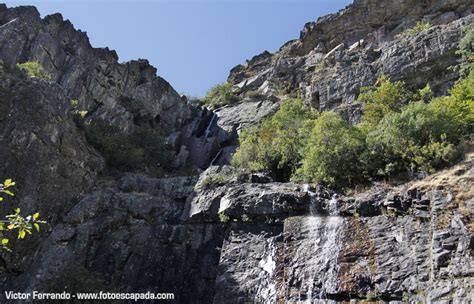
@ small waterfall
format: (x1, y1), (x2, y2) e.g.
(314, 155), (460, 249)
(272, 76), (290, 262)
(327, 194), (339, 216)
(256, 237), (277, 304)
(204, 113), (217, 138)
(289, 188), (344, 302)
(209, 148), (223, 166)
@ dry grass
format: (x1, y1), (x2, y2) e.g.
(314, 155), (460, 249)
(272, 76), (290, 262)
(409, 153), (473, 195)
(408, 152), (474, 231)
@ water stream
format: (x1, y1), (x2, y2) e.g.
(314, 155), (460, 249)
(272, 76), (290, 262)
(294, 189), (345, 302)
(204, 113), (217, 138)
(255, 237), (277, 303)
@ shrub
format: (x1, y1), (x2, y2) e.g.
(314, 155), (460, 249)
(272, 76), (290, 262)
(356, 75), (411, 130)
(16, 61), (51, 80)
(403, 21), (431, 36)
(364, 73), (473, 176)
(454, 23), (473, 78)
(232, 99), (317, 181)
(365, 103), (456, 176)
(204, 83), (240, 109)
(200, 175), (228, 188)
(244, 90), (260, 98)
(85, 120), (173, 175)
(232, 70), (473, 188)
(431, 70), (474, 138)
(218, 212), (230, 223)
(297, 112), (368, 186)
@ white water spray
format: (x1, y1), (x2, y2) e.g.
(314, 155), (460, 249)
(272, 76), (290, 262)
(256, 237), (277, 304)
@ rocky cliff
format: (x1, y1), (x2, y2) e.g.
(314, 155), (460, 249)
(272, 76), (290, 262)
(226, 0), (473, 121)
(0, 1), (472, 303)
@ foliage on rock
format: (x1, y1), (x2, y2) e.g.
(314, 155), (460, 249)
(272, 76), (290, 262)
(200, 175), (229, 188)
(233, 72), (473, 187)
(203, 83), (240, 109)
(296, 112), (367, 186)
(454, 23), (474, 78)
(16, 61), (51, 80)
(85, 120), (173, 175)
(403, 21), (432, 36)
(232, 99), (317, 181)
(0, 179), (45, 251)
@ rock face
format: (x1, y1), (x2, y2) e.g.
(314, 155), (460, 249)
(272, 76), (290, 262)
(191, 156), (474, 303)
(0, 74), (103, 221)
(227, 0), (473, 122)
(0, 1), (472, 303)
(0, 4), (229, 170)
(12, 174), (226, 304)
(0, 5), (189, 133)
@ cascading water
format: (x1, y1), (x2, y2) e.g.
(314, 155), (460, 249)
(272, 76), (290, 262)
(287, 187), (345, 303)
(204, 113), (217, 138)
(209, 148), (223, 166)
(255, 237), (278, 304)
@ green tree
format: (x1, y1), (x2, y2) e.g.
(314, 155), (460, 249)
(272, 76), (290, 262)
(365, 102), (455, 175)
(357, 75), (412, 130)
(232, 99), (317, 180)
(429, 71), (474, 140)
(297, 111), (367, 187)
(232, 63), (473, 187)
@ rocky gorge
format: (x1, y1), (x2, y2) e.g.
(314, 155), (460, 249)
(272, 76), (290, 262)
(0, 0), (473, 303)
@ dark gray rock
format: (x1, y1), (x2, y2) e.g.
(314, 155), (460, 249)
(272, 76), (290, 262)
(0, 75), (103, 221)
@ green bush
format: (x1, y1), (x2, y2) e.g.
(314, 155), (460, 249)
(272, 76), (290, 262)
(356, 75), (412, 130)
(232, 99), (317, 181)
(203, 83), (240, 109)
(403, 21), (431, 36)
(16, 61), (51, 80)
(232, 27), (474, 187)
(454, 23), (473, 78)
(365, 103), (454, 176)
(365, 72), (473, 176)
(244, 90), (261, 98)
(200, 175), (228, 188)
(233, 72), (473, 187)
(297, 112), (368, 186)
(85, 120), (173, 175)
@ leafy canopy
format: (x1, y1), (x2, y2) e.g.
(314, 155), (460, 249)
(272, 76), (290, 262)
(233, 74), (473, 188)
(232, 99), (317, 181)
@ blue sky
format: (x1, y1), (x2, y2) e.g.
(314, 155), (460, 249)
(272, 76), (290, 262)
(4, 0), (352, 97)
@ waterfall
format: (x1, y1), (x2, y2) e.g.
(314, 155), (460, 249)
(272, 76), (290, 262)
(327, 194), (339, 216)
(204, 113), (217, 138)
(288, 188), (344, 302)
(256, 237), (277, 304)
(299, 215), (344, 302)
(209, 148), (223, 166)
